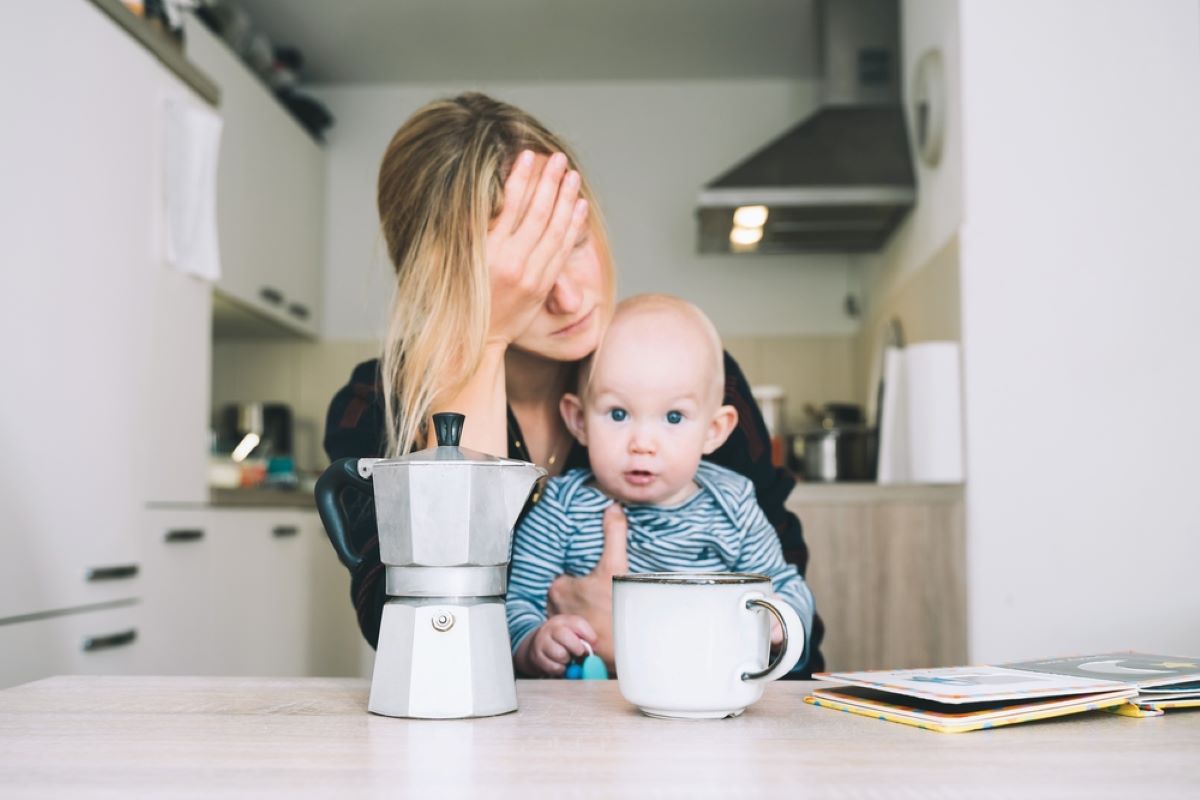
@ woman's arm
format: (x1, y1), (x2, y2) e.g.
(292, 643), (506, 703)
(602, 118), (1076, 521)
(435, 151), (588, 455)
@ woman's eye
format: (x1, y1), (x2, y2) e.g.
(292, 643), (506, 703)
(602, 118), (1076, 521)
(666, 410), (683, 424)
(609, 408), (627, 422)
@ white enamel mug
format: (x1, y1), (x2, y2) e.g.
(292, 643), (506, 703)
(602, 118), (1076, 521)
(612, 572), (805, 719)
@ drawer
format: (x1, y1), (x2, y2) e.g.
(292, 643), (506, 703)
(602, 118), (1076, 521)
(0, 603), (144, 690)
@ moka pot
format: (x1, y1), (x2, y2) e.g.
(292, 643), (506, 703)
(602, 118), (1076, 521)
(315, 412), (545, 718)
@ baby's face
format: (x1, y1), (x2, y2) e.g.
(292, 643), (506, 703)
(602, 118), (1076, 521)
(571, 311), (728, 506)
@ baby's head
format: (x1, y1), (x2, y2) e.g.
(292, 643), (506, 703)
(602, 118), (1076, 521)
(560, 294), (738, 506)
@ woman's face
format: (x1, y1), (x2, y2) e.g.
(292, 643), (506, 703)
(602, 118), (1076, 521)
(509, 216), (613, 364)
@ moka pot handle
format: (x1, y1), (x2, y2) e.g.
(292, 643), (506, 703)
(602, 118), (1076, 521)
(314, 457), (374, 570)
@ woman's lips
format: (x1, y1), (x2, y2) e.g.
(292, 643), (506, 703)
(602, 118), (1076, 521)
(552, 308), (594, 337)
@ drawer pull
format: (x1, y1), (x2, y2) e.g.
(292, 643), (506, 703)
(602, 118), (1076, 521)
(164, 528), (205, 543)
(86, 564), (140, 582)
(82, 628), (138, 652)
(272, 525), (299, 538)
(259, 286), (284, 305)
(287, 303), (310, 320)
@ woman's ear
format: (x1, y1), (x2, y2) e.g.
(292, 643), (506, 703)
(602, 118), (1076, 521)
(560, 392), (588, 445)
(701, 405), (739, 455)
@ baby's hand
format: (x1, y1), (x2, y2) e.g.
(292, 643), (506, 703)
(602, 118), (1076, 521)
(528, 615), (597, 678)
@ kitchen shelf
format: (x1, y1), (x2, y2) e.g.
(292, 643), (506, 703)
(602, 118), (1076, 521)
(88, 0), (219, 106)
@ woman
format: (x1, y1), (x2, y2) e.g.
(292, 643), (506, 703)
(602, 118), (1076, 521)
(324, 92), (824, 675)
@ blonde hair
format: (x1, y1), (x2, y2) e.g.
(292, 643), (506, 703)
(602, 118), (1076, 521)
(580, 293), (726, 406)
(377, 93), (610, 455)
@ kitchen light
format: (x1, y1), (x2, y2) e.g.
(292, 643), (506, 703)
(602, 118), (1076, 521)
(231, 432), (261, 463)
(733, 205), (769, 228)
(729, 225), (764, 246)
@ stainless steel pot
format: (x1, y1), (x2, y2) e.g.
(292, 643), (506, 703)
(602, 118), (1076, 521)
(797, 425), (877, 482)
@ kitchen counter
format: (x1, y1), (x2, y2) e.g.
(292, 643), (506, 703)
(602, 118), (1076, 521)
(209, 487), (316, 508)
(1, 676), (1196, 797)
(787, 480), (963, 506)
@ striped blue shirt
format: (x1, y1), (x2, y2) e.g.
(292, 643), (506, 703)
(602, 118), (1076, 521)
(507, 461), (814, 672)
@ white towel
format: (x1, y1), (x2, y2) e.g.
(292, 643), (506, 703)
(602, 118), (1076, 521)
(163, 97), (222, 281)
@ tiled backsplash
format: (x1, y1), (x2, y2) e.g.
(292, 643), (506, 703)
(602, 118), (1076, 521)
(212, 335), (859, 471)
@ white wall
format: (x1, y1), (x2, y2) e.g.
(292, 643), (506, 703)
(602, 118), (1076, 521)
(311, 80), (861, 341)
(959, 0), (1200, 662)
(855, 0), (963, 407)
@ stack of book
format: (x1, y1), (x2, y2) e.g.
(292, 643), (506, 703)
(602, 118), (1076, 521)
(805, 652), (1200, 733)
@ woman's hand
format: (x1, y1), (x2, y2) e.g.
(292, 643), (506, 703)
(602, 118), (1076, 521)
(484, 150), (590, 346)
(518, 615), (597, 678)
(546, 504), (628, 670)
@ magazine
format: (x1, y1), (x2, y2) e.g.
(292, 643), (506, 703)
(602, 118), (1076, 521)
(805, 665), (1136, 733)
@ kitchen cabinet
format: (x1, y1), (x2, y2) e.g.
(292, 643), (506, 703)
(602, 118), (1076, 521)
(0, 0), (213, 623)
(0, 603), (145, 691)
(183, 16), (325, 338)
(140, 508), (360, 678)
(789, 484), (966, 671)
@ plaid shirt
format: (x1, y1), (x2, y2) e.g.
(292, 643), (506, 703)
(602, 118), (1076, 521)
(322, 352), (825, 676)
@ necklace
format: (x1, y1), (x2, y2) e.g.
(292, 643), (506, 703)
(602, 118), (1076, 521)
(507, 407), (568, 469)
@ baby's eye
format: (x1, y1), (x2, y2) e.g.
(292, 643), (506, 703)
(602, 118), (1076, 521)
(609, 408), (628, 422)
(666, 410), (684, 424)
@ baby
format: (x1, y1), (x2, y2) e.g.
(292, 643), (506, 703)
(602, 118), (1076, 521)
(506, 293), (814, 678)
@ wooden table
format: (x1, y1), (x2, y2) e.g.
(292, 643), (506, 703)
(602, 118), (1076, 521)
(1, 677), (1198, 798)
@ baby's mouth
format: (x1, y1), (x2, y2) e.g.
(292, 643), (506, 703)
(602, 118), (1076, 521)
(623, 470), (656, 486)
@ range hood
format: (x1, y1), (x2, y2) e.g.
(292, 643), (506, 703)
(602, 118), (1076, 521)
(697, 0), (915, 254)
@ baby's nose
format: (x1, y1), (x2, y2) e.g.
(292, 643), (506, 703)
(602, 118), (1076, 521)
(629, 427), (656, 454)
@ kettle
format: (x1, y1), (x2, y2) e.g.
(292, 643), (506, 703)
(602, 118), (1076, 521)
(315, 412), (545, 718)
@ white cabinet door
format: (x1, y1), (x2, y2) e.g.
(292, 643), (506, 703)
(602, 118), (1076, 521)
(139, 509), (217, 675)
(140, 259), (212, 505)
(302, 512), (365, 677)
(0, 0), (164, 620)
(183, 17), (324, 337)
(0, 603), (145, 691)
(207, 509), (312, 676)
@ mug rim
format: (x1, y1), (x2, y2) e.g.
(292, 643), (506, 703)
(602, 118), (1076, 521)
(612, 572), (770, 586)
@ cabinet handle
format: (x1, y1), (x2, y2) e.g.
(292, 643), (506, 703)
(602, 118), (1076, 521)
(259, 286), (284, 305)
(287, 302), (310, 320)
(272, 525), (299, 538)
(82, 628), (138, 652)
(86, 564), (140, 582)
(164, 528), (205, 543)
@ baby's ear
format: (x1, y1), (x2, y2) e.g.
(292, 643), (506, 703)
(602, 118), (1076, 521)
(560, 392), (588, 445)
(702, 405), (739, 455)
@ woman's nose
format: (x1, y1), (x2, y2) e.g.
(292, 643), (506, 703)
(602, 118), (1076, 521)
(545, 272), (582, 316)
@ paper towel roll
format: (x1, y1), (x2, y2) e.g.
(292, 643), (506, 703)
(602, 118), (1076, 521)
(876, 346), (910, 484)
(905, 342), (964, 483)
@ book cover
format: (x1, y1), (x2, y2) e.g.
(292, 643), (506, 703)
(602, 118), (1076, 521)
(813, 665), (1129, 703)
(1001, 652), (1200, 690)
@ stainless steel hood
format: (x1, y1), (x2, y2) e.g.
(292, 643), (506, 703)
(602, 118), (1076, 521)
(697, 0), (915, 254)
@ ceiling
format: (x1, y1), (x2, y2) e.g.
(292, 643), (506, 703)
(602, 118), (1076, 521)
(233, 0), (819, 84)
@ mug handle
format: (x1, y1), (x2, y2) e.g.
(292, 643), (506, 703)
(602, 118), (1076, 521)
(740, 593), (805, 683)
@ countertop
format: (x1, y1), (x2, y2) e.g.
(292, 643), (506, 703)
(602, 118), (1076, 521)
(1, 676), (1196, 798)
(209, 487), (316, 509)
(206, 481), (961, 510)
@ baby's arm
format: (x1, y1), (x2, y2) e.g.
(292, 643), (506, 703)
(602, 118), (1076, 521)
(506, 486), (580, 675)
(731, 487), (816, 667)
